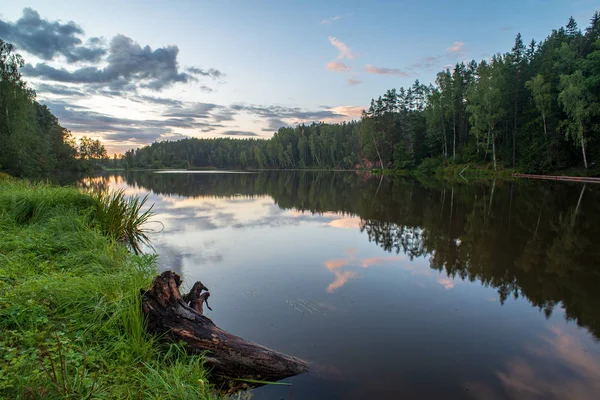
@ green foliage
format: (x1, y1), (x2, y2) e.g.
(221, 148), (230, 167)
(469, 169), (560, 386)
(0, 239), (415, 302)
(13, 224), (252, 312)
(0, 40), (80, 178)
(0, 172), (14, 182)
(78, 137), (109, 172)
(0, 180), (215, 399)
(415, 157), (443, 176)
(90, 189), (155, 255)
(136, 344), (214, 400)
(117, 122), (363, 171)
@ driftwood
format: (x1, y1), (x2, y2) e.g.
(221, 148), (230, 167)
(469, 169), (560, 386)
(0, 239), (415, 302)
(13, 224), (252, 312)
(141, 271), (309, 382)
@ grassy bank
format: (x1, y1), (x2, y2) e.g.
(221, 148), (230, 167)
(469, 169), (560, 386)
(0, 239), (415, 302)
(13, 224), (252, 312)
(0, 177), (216, 399)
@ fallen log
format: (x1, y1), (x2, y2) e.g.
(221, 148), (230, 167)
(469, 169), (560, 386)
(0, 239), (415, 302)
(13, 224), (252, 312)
(141, 271), (309, 383)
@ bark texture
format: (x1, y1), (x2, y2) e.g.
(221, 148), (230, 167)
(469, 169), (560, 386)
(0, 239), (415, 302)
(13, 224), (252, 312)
(141, 271), (309, 382)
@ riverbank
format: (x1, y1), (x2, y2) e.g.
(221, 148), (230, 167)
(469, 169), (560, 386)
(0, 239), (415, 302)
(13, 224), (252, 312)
(0, 176), (216, 399)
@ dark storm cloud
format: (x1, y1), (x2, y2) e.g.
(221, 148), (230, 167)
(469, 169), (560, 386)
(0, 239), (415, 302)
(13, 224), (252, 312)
(0, 8), (106, 62)
(221, 130), (259, 137)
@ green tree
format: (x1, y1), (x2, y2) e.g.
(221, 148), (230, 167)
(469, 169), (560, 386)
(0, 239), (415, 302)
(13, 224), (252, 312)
(558, 70), (594, 168)
(467, 61), (505, 170)
(525, 74), (552, 135)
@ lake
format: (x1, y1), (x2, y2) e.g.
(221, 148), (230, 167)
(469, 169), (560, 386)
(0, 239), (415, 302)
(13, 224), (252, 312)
(82, 171), (600, 399)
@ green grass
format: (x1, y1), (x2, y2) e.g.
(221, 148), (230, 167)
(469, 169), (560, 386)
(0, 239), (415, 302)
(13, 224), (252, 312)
(89, 189), (155, 255)
(0, 180), (217, 399)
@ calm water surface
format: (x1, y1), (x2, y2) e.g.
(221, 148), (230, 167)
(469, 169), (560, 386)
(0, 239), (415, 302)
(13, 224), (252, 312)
(84, 171), (600, 400)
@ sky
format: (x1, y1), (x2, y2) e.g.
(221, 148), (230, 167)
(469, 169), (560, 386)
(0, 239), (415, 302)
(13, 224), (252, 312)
(1, 0), (598, 154)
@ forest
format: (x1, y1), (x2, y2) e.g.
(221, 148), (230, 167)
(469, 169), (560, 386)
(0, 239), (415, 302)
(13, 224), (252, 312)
(0, 40), (107, 177)
(119, 13), (600, 174)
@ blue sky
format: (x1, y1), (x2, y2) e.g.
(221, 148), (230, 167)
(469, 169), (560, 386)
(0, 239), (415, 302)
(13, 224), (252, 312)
(1, 0), (598, 153)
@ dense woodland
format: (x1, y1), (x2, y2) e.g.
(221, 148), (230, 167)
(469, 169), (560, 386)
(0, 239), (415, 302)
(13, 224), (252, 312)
(0, 40), (107, 177)
(120, 13), (600, 174)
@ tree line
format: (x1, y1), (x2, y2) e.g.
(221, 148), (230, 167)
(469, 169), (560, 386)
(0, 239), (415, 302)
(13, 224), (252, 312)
(0, 40), (107, 177)
(121, 13), (600, 173)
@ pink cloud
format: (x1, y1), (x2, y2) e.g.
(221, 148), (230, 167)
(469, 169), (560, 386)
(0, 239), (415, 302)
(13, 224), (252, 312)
(326, 270), (358, 293)
(360, 256), (402, 268)
(447, 41), (465, 53)
(328, 36), (356, 60)
(326, 61), (351, 72)
(437, 277), (456, 289)
(364, 64), (410, 77)
(324, 258), (351, 270)
(328, 105), (364, 119)
(347, 77), (362, 86)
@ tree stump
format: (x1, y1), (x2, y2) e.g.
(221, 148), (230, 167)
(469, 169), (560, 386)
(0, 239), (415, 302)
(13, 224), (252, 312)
(141, 271), (309, 382)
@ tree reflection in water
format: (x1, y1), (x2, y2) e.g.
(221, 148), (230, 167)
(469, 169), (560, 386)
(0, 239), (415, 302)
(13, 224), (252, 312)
(89, 170), (600, 340)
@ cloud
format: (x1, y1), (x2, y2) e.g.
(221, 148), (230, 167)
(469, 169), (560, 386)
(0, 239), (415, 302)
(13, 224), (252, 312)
(326, 271), (358, 293)
(186, 67), (223, 79)
(360, 256), (402, 268)
(130, 95), (184, 107)
(326, 216), (361, 229)
(7, 9), (222, 97)
(324, 259), (351, 270)
(33, 83), (86, 97)
(447, 41), (465, 53)
(347, 77), (362, 86)
(323, 250), (403, 293)
(411, 55), (442, 69)
(327, 105), (364, 119)
(163, 102), (220, 118)
(41, 99), (225, 144)
(326, 61), (351, 72)
(23, 33), (221, 92)
(220, 130), (258, 137)
(465, 327), (600, 400)
(364, 64), (410, 77)
(230, 103), (339, 124)
(328, 36), (356, 60)
(23, 34), (194, 90)
(0, 8), (106, 62)
(212, 108), (237, 122)
(321, 14), (351, 25)
(261, 118), (287, 132)
(437, 277), (456, 289)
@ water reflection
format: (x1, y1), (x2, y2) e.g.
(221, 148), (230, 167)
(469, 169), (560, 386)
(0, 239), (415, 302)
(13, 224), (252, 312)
(468, 325), (600, 400)
(84, 170), (600, 399)
(323, 249), (406, 293)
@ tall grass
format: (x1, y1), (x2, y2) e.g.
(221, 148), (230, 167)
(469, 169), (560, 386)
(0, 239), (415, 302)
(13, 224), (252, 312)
(0, 180), (217, 399)
(89, 189), (155, 254)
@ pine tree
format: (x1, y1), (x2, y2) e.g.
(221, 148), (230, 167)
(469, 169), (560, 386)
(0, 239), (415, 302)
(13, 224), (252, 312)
(510, 33), (526, 167)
